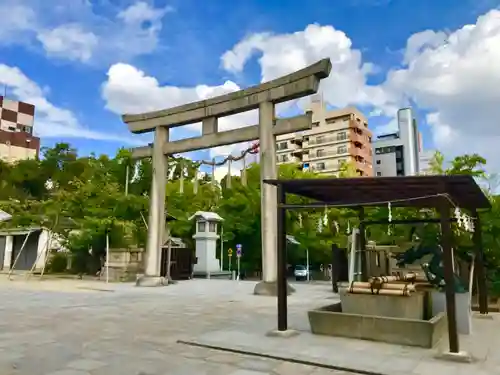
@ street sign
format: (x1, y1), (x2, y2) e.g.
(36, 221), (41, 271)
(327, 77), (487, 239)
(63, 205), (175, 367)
(228, 248), (233, 256)
(236, 244), (242, 257)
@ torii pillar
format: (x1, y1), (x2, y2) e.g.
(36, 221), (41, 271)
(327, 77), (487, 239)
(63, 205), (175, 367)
(122, 58), (332, 291)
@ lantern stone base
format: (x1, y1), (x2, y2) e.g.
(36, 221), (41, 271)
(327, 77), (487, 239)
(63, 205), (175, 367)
(253, 281), (296, 296)
(135, 275), (168, 287)
(192, 270), (233, 279)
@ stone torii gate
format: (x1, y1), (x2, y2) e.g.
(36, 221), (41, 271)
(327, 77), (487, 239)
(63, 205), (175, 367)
(123, 58), (332, 292)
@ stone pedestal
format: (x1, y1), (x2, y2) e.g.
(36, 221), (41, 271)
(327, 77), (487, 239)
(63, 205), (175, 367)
(253, 281), (296, 296)
(102, 248), (145, 283)
(135, 275), (167, 286)
(192, 235), (222, 276)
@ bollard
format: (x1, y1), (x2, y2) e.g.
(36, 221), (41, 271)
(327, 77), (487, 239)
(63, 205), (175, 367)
(231, 271), (236, 280)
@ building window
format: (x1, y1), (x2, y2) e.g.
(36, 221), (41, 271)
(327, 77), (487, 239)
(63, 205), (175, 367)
(376, 160), (381, 165)
(337, 145), (347, 154)
(337, 131), (347, 141)
(8, 126), (15, 131)
(316, 136), (325, 144)
(376, 172), (382, 176)
(278, 142), (288, 150)
(316, 162), (326, 170)
(325, 118), (336, 124)
(312, 122), (320, 127)
(209, 222), (217, 232)
(281, 154), (288, 162)
(198, 221), (206, 232)
(316, 149), (325, 157)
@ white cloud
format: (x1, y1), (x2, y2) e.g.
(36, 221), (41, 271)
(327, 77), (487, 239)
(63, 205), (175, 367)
(37, 24), (98, 63)
(377, 10), (500, 172)
(0, 0), (172, 65)
(0, 64), (138, 144)
(0, 4), (36, 42)
(221, 24), (380, 110)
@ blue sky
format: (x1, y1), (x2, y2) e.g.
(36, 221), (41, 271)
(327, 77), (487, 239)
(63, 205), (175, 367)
(1, 0), (500, 175)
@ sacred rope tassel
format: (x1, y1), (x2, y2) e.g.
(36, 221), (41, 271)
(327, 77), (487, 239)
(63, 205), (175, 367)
(388, 202), (392, 222)
(298, 213), (303, 228)
(334, 220), (339, 233)
(241, 154), (247, 186)
(193, 169), (199, 194)
(211, 158), (216, 189)
(227, 157), (232, 189)
(454, 207), (463, 228)
(317, 216), (323, 233)
(322, 208), (329, 227)
(179, 160), (185, 195)
(346, 220), (351, 234)
(464, 216), (472, 232)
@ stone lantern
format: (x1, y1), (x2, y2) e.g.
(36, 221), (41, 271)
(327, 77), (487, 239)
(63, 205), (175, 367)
(189, 211), (230, 279)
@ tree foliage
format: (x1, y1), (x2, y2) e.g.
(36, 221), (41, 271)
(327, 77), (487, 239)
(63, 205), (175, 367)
(0, 143), (499, 291)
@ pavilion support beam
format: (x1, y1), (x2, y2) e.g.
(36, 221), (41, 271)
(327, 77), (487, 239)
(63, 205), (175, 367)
(358, 207), (368, 282)
(331, 243), (341, 293)
(136, 126), (168, 287)
(472, 210), (488, 315)
(438, 200), (460, 354)
(277, 183), (287, 331)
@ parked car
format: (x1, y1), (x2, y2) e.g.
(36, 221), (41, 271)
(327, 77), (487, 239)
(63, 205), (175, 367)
(294, 265), (309, 281)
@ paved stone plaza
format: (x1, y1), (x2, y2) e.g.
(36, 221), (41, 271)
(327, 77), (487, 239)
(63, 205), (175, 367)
(0, 277), (499, 375)
(0, 278), (352, 375)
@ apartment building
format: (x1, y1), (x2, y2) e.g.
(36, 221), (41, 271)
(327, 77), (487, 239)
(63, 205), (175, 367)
(276, 96), (373, 176)
(373, 108), (420, 177)
(418, 149), (436, 175)
(0, 96), (40, 163)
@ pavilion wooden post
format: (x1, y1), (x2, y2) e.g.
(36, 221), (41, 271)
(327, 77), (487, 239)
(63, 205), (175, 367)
(331, 243), (341, 293)
(438, 199), (460, 354)
(358, 207), (368, 282)
(471, 209), (488, 315)
(276, 182), (288, 331)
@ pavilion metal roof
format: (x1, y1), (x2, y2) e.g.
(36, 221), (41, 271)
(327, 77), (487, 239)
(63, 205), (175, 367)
(264, 175), (491, 210)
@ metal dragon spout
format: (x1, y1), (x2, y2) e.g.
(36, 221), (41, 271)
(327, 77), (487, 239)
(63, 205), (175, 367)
(392, 226), (467, 293)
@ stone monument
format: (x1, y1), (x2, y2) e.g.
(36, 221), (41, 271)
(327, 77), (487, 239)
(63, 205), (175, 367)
(189, 211), (231, 279)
